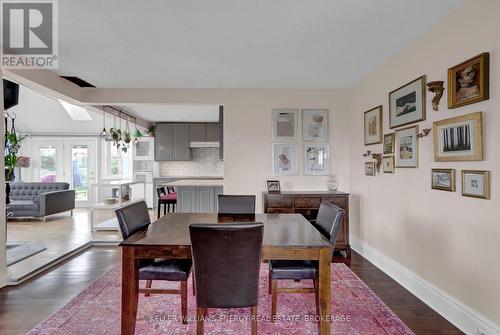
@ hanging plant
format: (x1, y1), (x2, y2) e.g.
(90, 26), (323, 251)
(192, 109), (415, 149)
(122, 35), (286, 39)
(133, 128), (142, 138)
(4, 114), (27, 181)
(110, 127), (122, 148)
(148, 125), (155, 137)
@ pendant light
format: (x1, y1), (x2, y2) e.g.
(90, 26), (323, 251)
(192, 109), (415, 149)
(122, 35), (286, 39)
(100, 107), (107, 136)
(134, 118), (139, 144)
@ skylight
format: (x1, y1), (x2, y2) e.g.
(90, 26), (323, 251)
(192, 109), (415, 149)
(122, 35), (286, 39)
(58, 100), (93, 121)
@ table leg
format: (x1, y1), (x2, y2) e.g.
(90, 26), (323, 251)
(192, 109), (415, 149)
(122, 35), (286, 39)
(318, 247), (331, 335)
(122, 247), (139, 335)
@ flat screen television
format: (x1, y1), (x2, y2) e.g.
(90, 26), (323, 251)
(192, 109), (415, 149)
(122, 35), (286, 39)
(3, 79), (19, 110)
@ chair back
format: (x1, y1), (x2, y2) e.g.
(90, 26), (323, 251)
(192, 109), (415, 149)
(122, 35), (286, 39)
(217, 195), (256, 214)
(167, 186), (175, 194)
(115, 201), (151, 239)
(189, 222), (264, 308)
(156, 187), (167, 197)
(316, 201), (345, 247)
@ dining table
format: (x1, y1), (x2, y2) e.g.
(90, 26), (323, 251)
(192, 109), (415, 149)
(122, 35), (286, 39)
(120, 213), (334, 335)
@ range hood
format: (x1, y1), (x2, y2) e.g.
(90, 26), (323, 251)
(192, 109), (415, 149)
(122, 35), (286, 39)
(190, 141), (220, 148)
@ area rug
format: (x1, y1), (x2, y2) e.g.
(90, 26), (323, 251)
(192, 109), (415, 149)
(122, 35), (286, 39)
(28, 263), (414, 334)
(6, 240), (46, 266)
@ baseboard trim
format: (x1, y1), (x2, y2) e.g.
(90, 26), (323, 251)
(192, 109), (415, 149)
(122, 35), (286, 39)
(351, 236), (500, 335)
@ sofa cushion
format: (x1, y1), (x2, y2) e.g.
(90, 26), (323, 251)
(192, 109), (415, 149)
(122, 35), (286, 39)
(9, 200), (39, 212)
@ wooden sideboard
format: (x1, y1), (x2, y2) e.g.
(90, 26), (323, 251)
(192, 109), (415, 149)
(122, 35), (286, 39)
(263, 191), (350, 259)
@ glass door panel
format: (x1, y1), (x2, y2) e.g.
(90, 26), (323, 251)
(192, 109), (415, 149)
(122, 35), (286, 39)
(71, 145), (89, 201)
(39, 146), (57, 182)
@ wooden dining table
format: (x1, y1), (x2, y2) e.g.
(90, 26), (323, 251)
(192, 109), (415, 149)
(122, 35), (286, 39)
(120, 213), (333, 335)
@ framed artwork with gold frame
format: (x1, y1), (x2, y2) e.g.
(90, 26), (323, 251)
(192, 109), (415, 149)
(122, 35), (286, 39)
(431, 168), (456, 192)
(433, 112), (483, 162)
(389, 76), (426, 129)
(461, 170), (490, 199)
(395, 125), (419, 168)
(364, 105), (383, 145)
(448, 53), (489, 109)
(383, 133), (395, 154)
(382, 156), (395, 173)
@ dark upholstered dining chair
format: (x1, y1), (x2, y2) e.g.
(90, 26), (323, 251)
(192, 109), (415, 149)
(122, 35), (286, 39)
(217, 195), (256, 214)
(268, 201), (344, 320)
(189, 222), (264, 335)
(115, 201), (192, 324)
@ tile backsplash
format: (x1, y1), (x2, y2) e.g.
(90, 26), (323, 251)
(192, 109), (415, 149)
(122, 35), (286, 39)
(159, 148), (223, 176)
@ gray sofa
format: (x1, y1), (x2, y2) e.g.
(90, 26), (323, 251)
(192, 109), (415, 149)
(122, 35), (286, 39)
(9, 182), (76, 221)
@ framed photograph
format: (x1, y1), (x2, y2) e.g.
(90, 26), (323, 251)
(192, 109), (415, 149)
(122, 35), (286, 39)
(383, 133), (395, 155)
(273, 143), (299, 176)
(364, 105), (383, 145)
(462, 170), (490, 199)
(433, 112), (483, 162)
(395, 125), (419, 168)
(266, 180), (281, 194)
(303, 144), (329, 175)
(365, 162), (376, 176)
(272, 109), (298, 141)
(431, 169), (456, 192)
(302, 109), (328, 142)
(389, 76), (426, 129)
(448, 53), (489, 109)
(382, 156), (395, 173)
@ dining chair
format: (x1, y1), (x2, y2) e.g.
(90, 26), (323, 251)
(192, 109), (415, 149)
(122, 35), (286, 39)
(217, 195), (256, 214)
(115, 201), (192, 324)
(189, 222), (264, 335)
(157, 186), (177, 218)
(268, 201), (344, 320)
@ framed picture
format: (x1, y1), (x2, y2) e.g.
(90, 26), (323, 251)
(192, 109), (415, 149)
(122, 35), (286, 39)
(431, 169), (456, 192)
(395, 125), (418, 168)
(382, 156), (395, 174)
(389, 76), (426, 129)
(365, 162), (376, 176)
(273, 143), (299, 176)
(462, 170), (490, 199)
(272, 109), (298, 141)
(266, 180), (281, 194)
(433, 112), (483, 162)
(383, 133), (395, 154)
(302, 109), (328, 142)
(448, 53), (489, 109)
(364, 105), (383, 145)
(303, 143), (329, 175)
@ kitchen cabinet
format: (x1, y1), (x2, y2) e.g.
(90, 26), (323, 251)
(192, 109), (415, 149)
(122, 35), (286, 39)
(205, 124), (220, 142)
(176, 186), (223, 213)
(133, 137), (155, 160)
(155, 123), (192, 161)
(188, 123), (220, 142)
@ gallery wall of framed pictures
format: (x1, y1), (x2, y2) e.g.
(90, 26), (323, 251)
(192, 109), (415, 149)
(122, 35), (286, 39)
(362, 52), (491, 200)
(272, 108), (330, 177)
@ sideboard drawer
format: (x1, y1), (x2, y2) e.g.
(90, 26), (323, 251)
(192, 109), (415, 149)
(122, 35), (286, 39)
(322, 196), (346, 208)
(294, 197), (321, 208)
(266, 195), (293, 208)
(266, 208), (294, 214)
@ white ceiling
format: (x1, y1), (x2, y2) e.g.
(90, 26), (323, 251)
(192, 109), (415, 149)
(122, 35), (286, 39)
(56, 0), (464, 89)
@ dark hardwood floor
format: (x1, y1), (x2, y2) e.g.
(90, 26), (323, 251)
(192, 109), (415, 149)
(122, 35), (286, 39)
(0, 247), (462, 335)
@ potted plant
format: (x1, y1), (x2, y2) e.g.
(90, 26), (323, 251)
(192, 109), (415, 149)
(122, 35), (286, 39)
(4, 131), (26, 181)
(122, 130), (131, 153)
(110, 127), (122, 148)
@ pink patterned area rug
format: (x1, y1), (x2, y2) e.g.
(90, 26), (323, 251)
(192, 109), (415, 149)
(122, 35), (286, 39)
(28, 263), (414, 335)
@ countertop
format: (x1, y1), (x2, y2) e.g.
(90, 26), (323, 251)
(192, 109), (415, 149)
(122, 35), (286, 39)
(163, 179), (224, 187)
(154, 176), (223, 179)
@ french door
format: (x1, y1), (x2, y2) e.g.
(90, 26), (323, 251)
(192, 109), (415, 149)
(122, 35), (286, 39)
(34, 138), (97, 207)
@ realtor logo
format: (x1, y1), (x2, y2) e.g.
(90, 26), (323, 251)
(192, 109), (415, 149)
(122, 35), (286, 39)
(1, 0), (58, 68)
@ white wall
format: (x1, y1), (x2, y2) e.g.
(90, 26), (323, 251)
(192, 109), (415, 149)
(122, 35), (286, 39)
(348, 0), (500, 329)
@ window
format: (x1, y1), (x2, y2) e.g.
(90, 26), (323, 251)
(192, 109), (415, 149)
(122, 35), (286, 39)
(102, 140), (132, 179)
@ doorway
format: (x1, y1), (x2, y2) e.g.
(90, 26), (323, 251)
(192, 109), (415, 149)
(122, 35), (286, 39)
(32, 138), (97, 207)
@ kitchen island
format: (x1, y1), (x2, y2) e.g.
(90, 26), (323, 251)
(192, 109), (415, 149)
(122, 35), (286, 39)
(162, 179), (223, 213)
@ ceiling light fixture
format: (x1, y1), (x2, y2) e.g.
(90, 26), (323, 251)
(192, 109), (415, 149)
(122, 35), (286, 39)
(101, 107), (107, 136)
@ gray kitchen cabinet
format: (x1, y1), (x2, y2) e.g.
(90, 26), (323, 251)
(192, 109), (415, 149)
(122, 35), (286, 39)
(205, 123), (220, 142)
(189, 123), (206, 142)
(155, 123), (173, 160)
(197, 187), (214, 212)
(214, 186), (223, 212)
(176, 186), (223, 213)
(172, 123), (192, 161)
(177, 187), (197, 213)
(219, 107), (224, 160)
(155, 123), (192, 161)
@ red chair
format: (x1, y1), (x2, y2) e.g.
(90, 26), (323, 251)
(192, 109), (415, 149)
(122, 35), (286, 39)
(157, 187), (177, 218)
